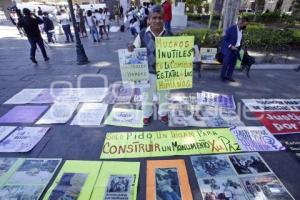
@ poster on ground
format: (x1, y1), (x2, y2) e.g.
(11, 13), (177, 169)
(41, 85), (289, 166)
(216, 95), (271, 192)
(0, 105), (48, 123)
(200, 48), (219, 64)
(156, 36), (194, 90)
(118, 48), (149, 87)
(90, 161), (140, 200)
(277, 134), (300, 161)
(242, 99), (300, 112)
(100, 129), (240, 159)
(197, 91), (236, 110)
(230, 126), (285, 151)
(0, 158), (23, 187)
(146, 159), (192, 200)
(104, 107), (143, 128)
(254, 112), (300, 135)
(43, 160), (102, 200)
(4, 89), (44, 104)
(71, 103), (108, 126)
(191, 153), (294, 200)
(0, 158), (61, 200)
(0, 127), (50, 152)
(36, 102), (78, 124)
(0, 126), (17, 141)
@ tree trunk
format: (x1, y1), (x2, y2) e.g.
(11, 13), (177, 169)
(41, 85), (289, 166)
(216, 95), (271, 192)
(222, 0), (241, 34)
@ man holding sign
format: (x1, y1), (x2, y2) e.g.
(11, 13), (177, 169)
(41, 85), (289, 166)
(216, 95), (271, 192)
(128, 5), (173, 125)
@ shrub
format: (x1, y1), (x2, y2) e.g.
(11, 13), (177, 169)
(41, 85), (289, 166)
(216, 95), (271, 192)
(179, 29), (222, 47)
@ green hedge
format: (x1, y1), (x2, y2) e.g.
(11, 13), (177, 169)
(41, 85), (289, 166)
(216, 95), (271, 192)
(180, 27), (300, 51)
(241, 11), (297, 25)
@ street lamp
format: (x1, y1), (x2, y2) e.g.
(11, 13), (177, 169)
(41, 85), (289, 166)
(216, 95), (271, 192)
(67, 0), (89, 65)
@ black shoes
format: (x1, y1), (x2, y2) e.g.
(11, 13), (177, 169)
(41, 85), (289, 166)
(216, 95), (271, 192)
(44, 57), (50, 62)
(221, 77), (236, 82)
(30, 57), (38, 64)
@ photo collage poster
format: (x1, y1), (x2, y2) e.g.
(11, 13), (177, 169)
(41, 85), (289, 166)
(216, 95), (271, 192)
(191, 152), (294, 200)
(146, 159), (193, 200)
(0, 158), (61, 200)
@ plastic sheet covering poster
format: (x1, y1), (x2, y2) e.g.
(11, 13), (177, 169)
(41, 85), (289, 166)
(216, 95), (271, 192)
(0, 127), (50, 152)
(197, 91), (236, 110)
(0, 158), (61, 200)
(146, 159), (192, 200)
(104, 107), (143, 128)
(118, 48), (149, 86)
(0, 158), (24, 186)
(100, 129), (240, 159)
(71, 103), (108, 126)
(230, 126), (285, 151)
(43, 160), (102, 200)
(156, 36), (194, 90)
(190, 153), (294, 200)
(0, 126), (17, 141)
(36, 102), (78, 124)
(90, 161), (140, 200)
(4, 89), (43, 104)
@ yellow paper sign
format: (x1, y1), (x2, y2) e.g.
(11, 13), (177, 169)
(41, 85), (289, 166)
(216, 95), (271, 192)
(156, 36), (194, 90)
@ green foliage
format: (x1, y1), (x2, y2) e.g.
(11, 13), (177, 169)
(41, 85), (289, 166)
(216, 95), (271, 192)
(179, 29), (222, 47)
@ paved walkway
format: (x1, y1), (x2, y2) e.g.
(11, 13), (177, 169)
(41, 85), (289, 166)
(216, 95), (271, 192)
(0, 23), (300, 200)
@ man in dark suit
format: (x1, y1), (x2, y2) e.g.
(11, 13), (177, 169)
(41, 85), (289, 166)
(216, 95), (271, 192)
(220, 18), (248, 82)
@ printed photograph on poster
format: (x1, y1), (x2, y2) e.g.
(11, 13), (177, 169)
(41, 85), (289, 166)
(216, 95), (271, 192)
(199, 176), (247, 200)
(191, 155), (235, 178)
(104, 107), (143, 128)
(146, 160), (193, 200)
(0, 105), (48, 123)
(228, 153), (270, 175)
(0, 185), (44, 200)
(168, 92), (197, 105)
(49, 173), (88, 200)
(104, 175), (133, 200)
(240, 174), (294, 200)
(4, 89), (43, 104)
(0, 126), (17, 141)
(7, 159), (61, 185)
(230, 126), (285, 151)
(197, 91), (236, 110)
(155, 168), (182, 200)
(0, 127), (50, 152)
(0, 158), (18, 177)
(200, 48), (218, 64)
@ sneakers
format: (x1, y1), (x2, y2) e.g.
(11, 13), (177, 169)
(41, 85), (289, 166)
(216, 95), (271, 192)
(143, 117), (151, 126)
(159, 115), (169, 124)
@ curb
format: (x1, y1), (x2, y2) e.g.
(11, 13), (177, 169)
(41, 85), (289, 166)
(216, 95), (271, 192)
(251, 64), (300, 70)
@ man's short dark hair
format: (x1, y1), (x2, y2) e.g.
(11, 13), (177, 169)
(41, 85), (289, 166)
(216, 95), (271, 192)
(150, 5), (163, 15)
(23, 8), (31, 16)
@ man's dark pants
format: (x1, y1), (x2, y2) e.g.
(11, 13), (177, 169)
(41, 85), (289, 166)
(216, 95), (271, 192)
(62, 24), (74, 42)
(221, 51), (238, 79)
(28, 37), (48, 59)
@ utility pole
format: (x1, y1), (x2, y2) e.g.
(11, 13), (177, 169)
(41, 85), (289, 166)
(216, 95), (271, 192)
(221, 0), (241, 34)
(67, 0), (89, 65)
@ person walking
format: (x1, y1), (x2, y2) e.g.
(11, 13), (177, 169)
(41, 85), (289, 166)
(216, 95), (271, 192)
(18, 8), (49, 64)
(220, 18), (248, 82)
(97, 8), (109, 39)
(59, 9), (74, 43)
(43, 12), (55, 43)
(86, 10), (100, 43)
(75, 4), (88, 38)
(161, 0), (172, 32)
(104, 8), (111, 33)
(128, 5), (173, 125)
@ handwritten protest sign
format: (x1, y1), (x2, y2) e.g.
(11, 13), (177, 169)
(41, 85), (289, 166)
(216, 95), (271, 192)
(100, 129), (240, 159)
(156, 36), (194, 90)
(118, 48), (149, 86)
(230, 126), (285, 151)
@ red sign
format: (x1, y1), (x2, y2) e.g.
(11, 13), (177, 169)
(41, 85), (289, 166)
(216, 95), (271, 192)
(255, 112), (300, 135)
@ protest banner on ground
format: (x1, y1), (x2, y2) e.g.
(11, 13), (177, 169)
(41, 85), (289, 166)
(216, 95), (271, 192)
(0, 127), (50, 152)
(197, 91), (236, 110)
(156, 36), (194, 90)
(191, 153), (294, 200)
(118, 48), (149, 87)
(146, 160), (192, 200)
(104, 107), (143, 128)
(0, 158), (61, 200)
(36, 102), (78, 124)
(4, 89), (43, 104)
(230, 126), (285, 151)
(0, 126), (17, 141)
(0, 105), (48, 124)
(43, 160), (102, 200)
(200, 48), (219, 64)
(100, 129), (240, 159)
(254, 112), (300, 135)
(71, 103), (108, 126)
(242, 99), (300, 112)
(277, 134), (300, 161)
(90, 161), (140, 200)
(0, 158), (23, 187)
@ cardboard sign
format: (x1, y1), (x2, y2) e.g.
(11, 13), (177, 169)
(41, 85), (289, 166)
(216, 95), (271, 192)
(100, 129), (240, 159)
(118, 48), (149, 85)
(156, 36), (194, 90)
(255, 112), (300, 135)
(146, 160), (192, 200)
